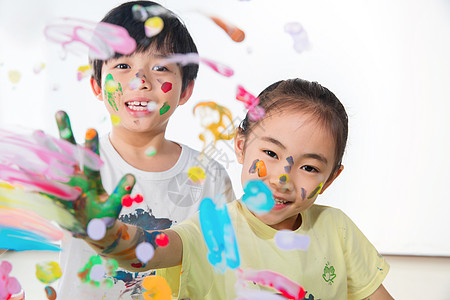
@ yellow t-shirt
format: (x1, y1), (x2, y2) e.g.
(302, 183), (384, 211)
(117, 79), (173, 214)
(158, 200), (389, 300)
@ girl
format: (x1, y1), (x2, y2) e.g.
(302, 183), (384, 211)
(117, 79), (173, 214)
(60, 78), (394, 299)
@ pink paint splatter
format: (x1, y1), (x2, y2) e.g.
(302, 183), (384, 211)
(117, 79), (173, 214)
(237, 268), (306, 300)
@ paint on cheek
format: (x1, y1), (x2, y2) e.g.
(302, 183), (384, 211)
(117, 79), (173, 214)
(279, 174), (289, 184)
(161, 81), (172, 93)
(249, 159), (259, 174)
(301, 187), (306, 200)
(307, 182), (323, 199)
(159, 101), (170, 115)
(104, 74), (122, 112)
(256, 160), (267, 177)
(285, 156), (294, 173)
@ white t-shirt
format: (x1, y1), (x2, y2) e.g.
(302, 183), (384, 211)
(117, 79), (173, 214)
(57, 135), (234, 299)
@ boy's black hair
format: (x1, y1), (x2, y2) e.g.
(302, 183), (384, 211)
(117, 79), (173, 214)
(90, 1), (198, 92)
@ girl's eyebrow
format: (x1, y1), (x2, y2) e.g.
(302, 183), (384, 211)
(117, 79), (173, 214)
(261, 136), (286, 150)
(301, 153), (328, 164)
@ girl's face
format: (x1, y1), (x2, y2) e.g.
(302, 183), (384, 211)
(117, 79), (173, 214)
(235, 109), (343, 230)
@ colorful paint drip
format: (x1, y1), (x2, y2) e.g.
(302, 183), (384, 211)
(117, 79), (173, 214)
(135, 242), (155, 264)
(160, 53), (234, 77)
(145, 146), (157, 156)
(86, 218), (107, 241)
(131, 4), (170, 22)
(161, 81), (172, 93)
(242, 180), (274, 214)
(274, 230), (310, 251)
(199, 197), (240, 272)
(147, 102), (158, 112)
(187, 166), (206, 184)
(44, 18), (136, 60)
(193, 101), (235, 150)
(78, 255), (118, 288)
(236, 85), (265, 121)
(238, 269), (306, 300)
(8, 70), (21, 84)
(209, 16), (245, 42)
(159, 102), (170, 115)
(307, 182), (323, 200)
(35, 261), (62, 284)
(77, 65), (91, 81)
(0, 260), (21, 300)
(111, 114), (121, 126)
(33, 62), (46, 74)
(44, 286), (57, 300)
(142, 275), (172, 300)
(144, 16), (164, 37)
(121, 194), (144, 207)
(284, 22), (311, 54)
(155, 233), (169, 247)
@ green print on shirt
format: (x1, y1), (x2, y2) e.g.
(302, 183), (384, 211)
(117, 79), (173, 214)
(322, 262), (336, 285)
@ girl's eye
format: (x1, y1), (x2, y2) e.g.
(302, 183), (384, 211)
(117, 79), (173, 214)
(301, 165), (318, 173)
(152, 65), (168, 72)
(263, 150), (278, 159)
(114, 63), (130, 69)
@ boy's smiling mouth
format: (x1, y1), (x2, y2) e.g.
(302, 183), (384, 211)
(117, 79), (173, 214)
(126, 101), (150, 111)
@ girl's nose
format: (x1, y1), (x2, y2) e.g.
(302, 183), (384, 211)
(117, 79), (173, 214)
(268, 172), (293, 193)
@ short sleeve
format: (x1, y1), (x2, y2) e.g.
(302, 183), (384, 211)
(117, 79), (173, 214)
(338, 211), (390, 299)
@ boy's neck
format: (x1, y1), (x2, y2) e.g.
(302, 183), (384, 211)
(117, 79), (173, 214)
(108, 128), (182, 172)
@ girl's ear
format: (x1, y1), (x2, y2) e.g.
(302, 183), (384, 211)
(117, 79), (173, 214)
(320, 165), (344, 194)
(90, 76), (103, 101)
(234, 129), (246, 164)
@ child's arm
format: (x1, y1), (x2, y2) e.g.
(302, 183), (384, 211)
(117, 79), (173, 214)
(363, 284), (394, 300)
(83, 221), (183, 272)
(53, 111), (183, 271)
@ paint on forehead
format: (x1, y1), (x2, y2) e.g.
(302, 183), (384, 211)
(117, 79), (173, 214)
(104, 74), (121, 112)
(307, 182), (323, 200)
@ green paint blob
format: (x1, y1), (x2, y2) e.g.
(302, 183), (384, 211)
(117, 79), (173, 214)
(159, 102), (170, 115)
(104, 74), (121, 112)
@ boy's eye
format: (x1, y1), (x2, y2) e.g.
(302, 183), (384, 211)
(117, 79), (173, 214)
(301, 165), (318, 173)
(152, 65), (169, 72)
(263, 150), (278, 159)
(114, 63), (130, 69)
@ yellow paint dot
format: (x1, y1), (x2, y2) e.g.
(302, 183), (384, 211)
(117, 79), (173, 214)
(144, 17), (164, 37)
(8, 70), (21, 84)
(111, 115), (121, 126)
(105, 78), (119, 93)
(188, 166), (206, 184)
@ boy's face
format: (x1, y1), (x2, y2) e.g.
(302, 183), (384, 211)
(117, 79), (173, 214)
(235, 110), (343, 231)
(91, 48), (193, 134)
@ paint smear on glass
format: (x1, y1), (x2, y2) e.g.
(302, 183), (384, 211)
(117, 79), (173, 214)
(187, 166), (206, 184)
(142, 275), (171, 300)
(238, 268), (306, 300)
(77, 65), (91, 81)
(8, 70), (21, 84)
(274, 230), (310, 251)
(35, 261), (62, 284)
(144, 16), (164, 37)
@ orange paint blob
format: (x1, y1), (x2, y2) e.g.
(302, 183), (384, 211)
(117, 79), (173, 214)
(210, 16), (245, 42)
(256, 160), (267, 177)
(85, 128), (97, 141)
(142, 276), (172, 300)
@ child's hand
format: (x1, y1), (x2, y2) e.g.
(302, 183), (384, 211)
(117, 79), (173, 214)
(54, 111), (135, 237)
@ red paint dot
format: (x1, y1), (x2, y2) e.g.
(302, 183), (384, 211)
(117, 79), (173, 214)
(125, 186), (131, 191)
(131, 262), (143, 268)
(155, 233), (169, 247)
(161, 82), (172, 93)
(134, 194), (144, 203)
(121, 195), (132, 207)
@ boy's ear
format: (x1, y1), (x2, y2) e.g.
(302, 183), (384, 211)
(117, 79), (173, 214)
(90, 76), (103, 101)
(178, 81), (195, 106)
(320, 165), (344, 194)
(234, 129), (246, 164)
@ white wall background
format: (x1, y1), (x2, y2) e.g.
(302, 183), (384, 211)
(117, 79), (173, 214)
(1, 0), (449, 268)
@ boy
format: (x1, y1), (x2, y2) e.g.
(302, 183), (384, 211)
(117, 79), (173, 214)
(57, 1), (234, 299)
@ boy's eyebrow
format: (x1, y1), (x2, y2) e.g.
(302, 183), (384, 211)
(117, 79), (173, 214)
(261, 136), (286, 150)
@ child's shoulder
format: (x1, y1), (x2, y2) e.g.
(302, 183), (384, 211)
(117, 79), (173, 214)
(304, 204), (352, 228)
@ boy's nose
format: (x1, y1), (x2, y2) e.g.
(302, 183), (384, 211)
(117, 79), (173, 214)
(136, 69), (152, 90)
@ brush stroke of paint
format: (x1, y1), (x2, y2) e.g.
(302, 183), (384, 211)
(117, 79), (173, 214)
(238, 268), (306, 300)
